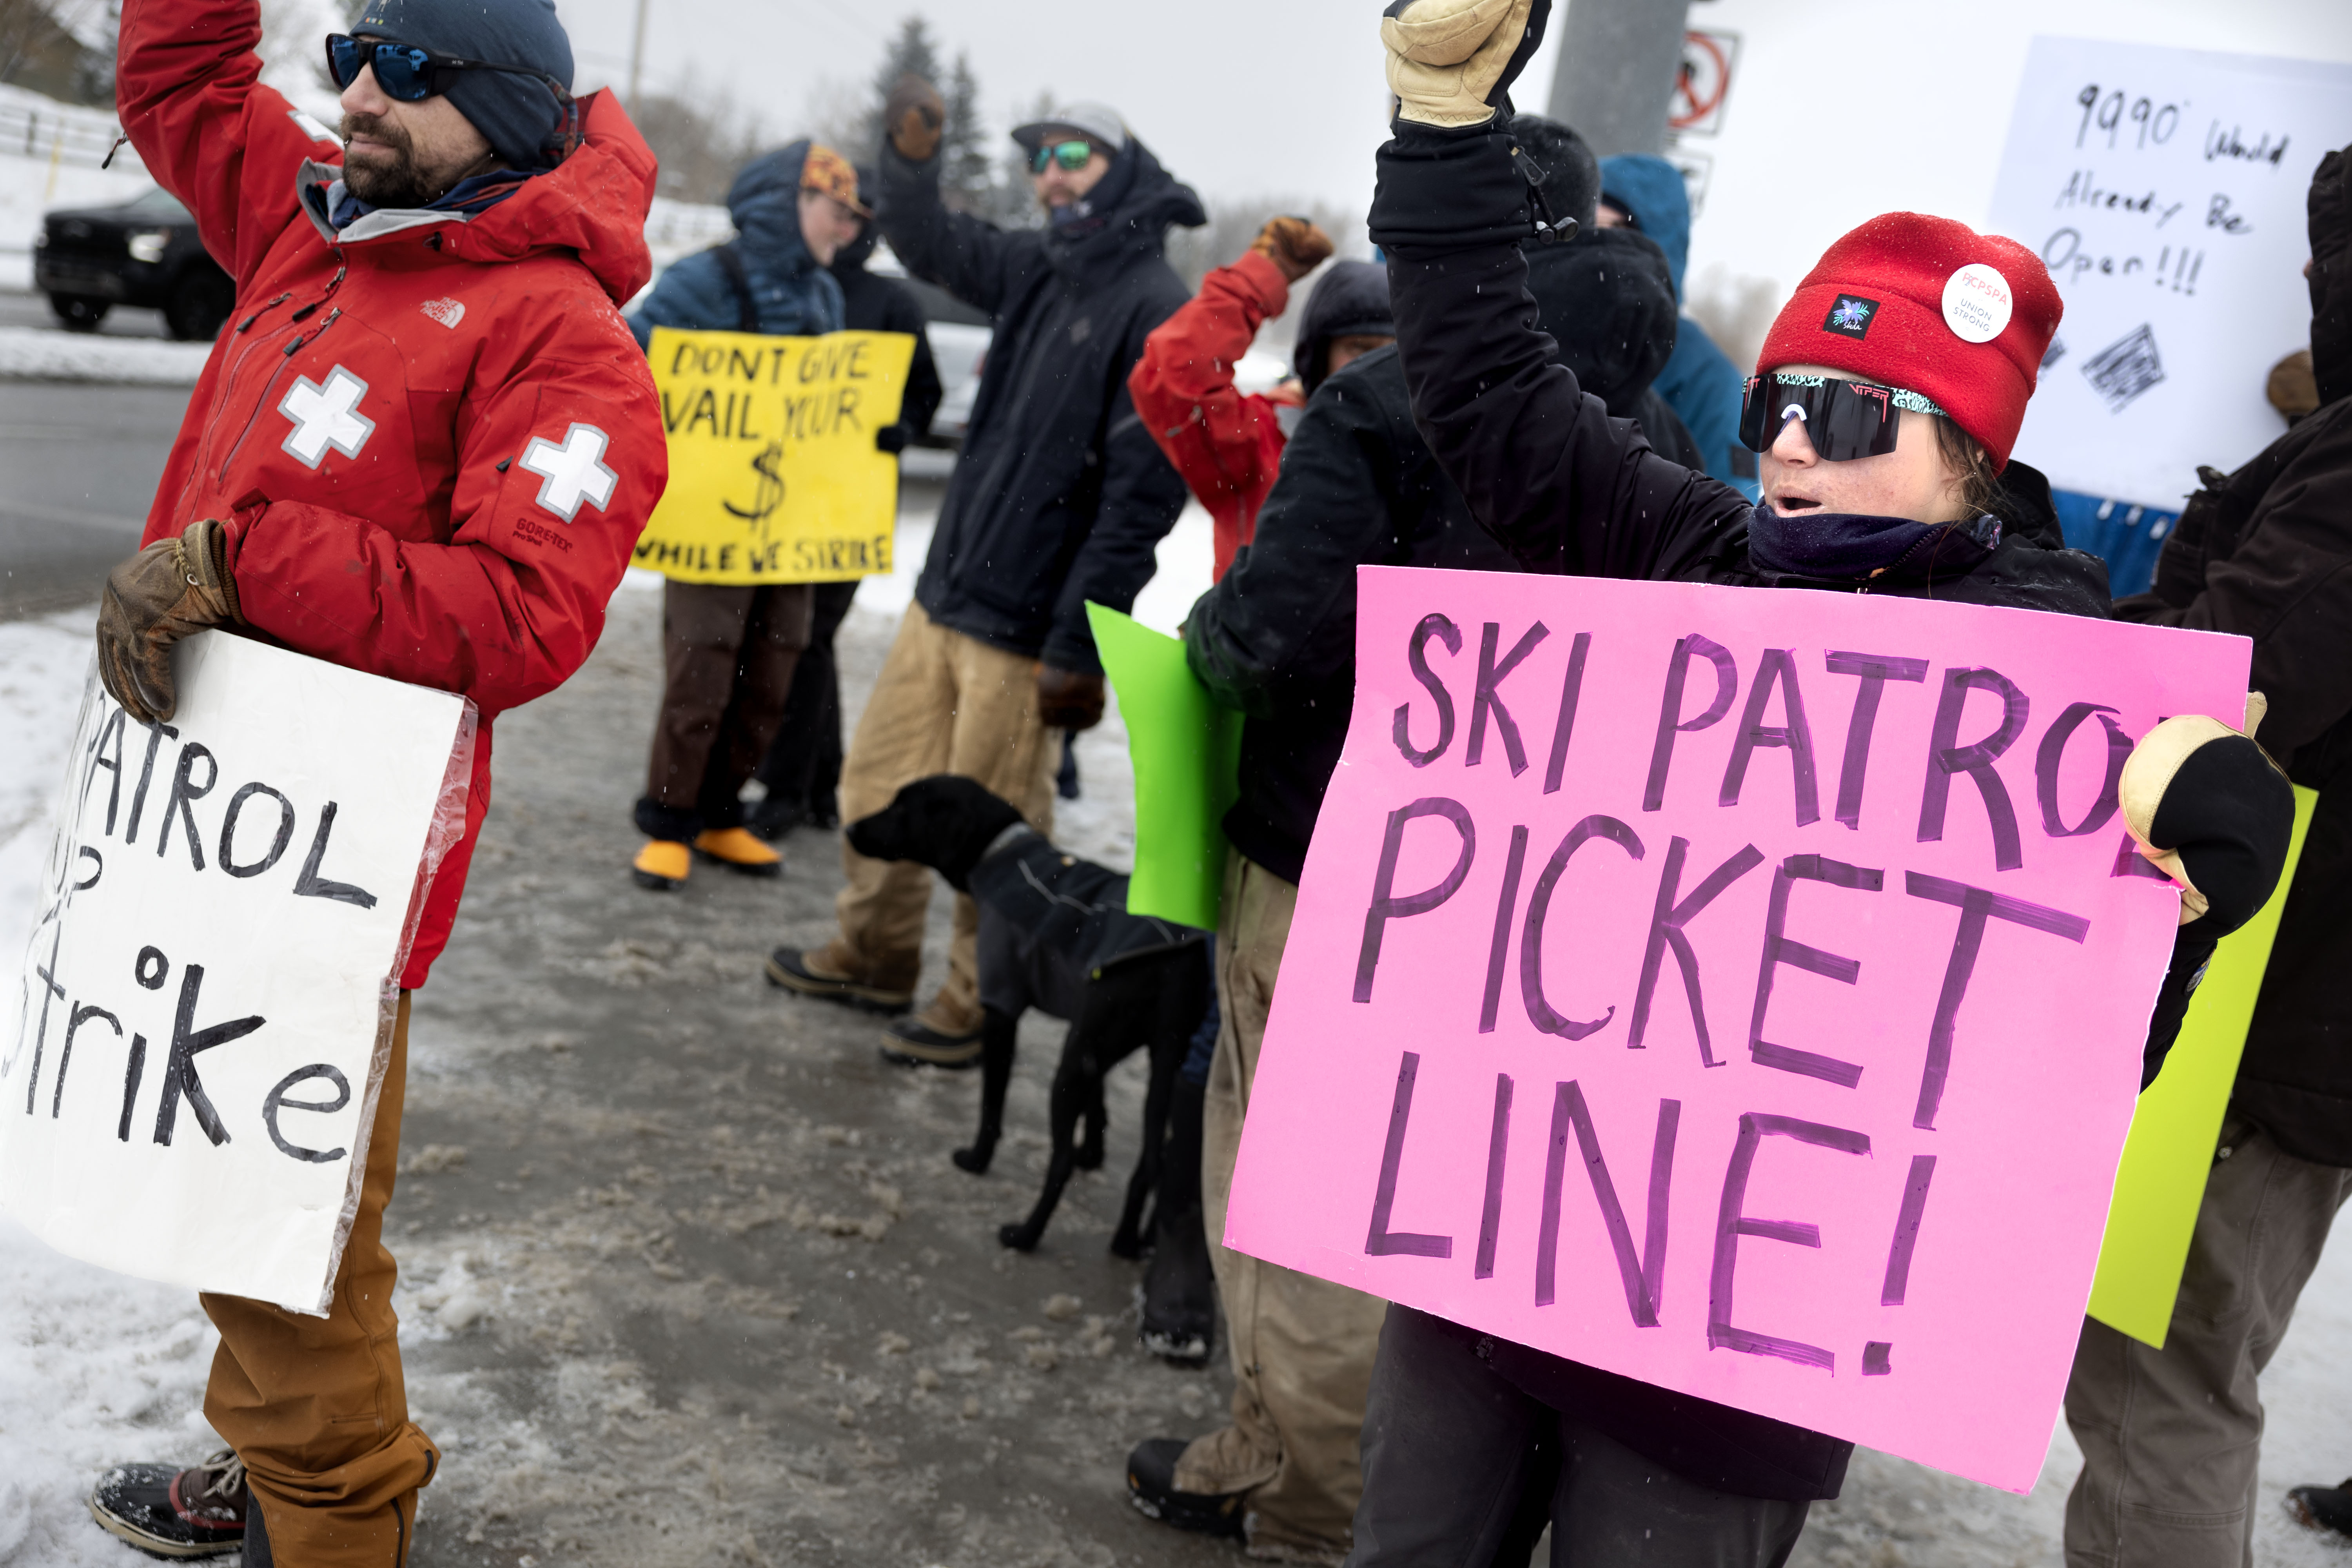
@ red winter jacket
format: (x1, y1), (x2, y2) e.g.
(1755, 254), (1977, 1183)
(1127, 250), (1302, 581)
(118, 0), (666, 989)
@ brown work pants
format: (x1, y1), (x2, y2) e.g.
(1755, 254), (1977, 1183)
(642, 580), (814, 835)
(2063, 1111), (2352, 1567)
(1178, 851), (1390, 1563)
(201, 991), (435, 1566)
(829, 600), (1058, 1030)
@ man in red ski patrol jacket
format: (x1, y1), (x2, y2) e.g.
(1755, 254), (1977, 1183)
(84, 0), (664, 1561)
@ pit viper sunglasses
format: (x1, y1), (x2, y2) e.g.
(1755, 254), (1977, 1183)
(1739, 373), (1949, 463)
(1028, 139), (1098, 174)
(325, 33), (564, 102)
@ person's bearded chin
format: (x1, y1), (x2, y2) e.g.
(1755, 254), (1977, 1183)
(339, 112), (433, 207)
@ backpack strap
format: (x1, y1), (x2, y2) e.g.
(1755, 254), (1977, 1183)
(711, 242), (759, 334)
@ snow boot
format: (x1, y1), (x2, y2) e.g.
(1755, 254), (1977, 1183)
(2288, 1480), (2352, 1540)
(765, 943), (914, 1014)
(693, 827), (784, 877)
(632, 839), (690, 890)
(1125, 1438), (1247, 1538)
(88, 1449), (247, 1558)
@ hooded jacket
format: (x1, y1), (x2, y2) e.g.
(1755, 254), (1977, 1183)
(829, 193), (942, 445)
(1129, 255), (1393, 579)
(1522, 226), (1706, 472)
(118, 0), (666, 989)
(1185, 345), (1515, 884)
(1363, 115), (2214, 1505)
(878, 135), (1202, 673)
(1599, 153), (1757, 498)
(2115, 142), (2352, 1166)
(629, 142), (844, 345)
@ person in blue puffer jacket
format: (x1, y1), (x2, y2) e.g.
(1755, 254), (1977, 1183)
(1597, 153), (1760, 501)
(624, 141), (866, 890)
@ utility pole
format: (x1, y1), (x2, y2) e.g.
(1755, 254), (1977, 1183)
(1543, 0), (1692, 156)
(627, 0), (649, 105)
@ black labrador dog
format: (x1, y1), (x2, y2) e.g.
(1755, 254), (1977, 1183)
(848, 776), (1209, 1257)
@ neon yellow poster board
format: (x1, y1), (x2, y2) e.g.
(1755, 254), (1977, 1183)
(1086, 603), (1242, 931)
(2088, 784), (2319, 1347)
(637, 328), (914, 584)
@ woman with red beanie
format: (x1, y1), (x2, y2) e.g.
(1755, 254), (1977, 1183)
(1309, 3), (2298, 1563)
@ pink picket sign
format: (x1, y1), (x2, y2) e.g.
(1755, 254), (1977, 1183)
(1223, 566), (2252, 1493)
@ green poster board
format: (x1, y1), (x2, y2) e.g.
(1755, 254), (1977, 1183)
(2087, 785), (2319, 1347)
(1085, 603), (1243, 931)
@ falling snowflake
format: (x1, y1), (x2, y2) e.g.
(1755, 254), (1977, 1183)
(1831, 298), (1875, 331)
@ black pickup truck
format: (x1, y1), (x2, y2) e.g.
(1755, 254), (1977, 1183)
(34, 185), (234, 340)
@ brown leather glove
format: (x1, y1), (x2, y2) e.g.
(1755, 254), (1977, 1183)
(884, 75), (945, 163)
(1250, 216), (1335, 284)
(96, 518), (242, 724)
(1036, 664), (1106, 732)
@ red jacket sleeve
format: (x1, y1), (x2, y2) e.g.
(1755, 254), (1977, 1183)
(222, 339), (666, 718)
(1129, 250), (1291, 519)
(116, 0), (341, 287)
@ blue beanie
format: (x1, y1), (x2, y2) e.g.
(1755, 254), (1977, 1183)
(351, 0), (575, 169)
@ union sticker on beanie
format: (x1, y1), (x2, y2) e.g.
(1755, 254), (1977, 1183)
(1753, 213), (2062, 469)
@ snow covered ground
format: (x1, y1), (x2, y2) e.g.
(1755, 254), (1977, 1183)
(3, 503), (2350, 1563)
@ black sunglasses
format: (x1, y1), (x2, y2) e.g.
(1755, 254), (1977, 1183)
(325, 33), (564, 103)
(1739, 373), (1947, 464)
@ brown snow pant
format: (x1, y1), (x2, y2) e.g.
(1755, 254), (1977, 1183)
(1178, 851), (1390, 1563)
(642, 580), (814, 835)
(2063, 1111), (2352, 1568)
(826, 601), (1058, 1031)
(201, 991), (436, 1567)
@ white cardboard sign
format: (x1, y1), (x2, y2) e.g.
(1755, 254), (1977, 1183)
(1988, 37), (2352, 510)
(2, 633), (470, 1314)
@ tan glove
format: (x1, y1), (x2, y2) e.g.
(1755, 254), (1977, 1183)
(96, 518), (241, 724)
(1035, 664), (1106, 732)
(1382, 0), (1541, 129)
(1249, 216), (1335, 284)
(883, 75), (945, 163)
(2119, 704), (2292, 931)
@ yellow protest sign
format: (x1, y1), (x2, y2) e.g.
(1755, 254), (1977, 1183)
(636, 327), (915, 584)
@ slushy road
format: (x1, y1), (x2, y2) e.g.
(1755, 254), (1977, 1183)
(0, 372), (187, 618)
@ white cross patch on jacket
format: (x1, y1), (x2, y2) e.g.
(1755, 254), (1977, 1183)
(279, 366), (374, 468)
(518, 423), (618, 521)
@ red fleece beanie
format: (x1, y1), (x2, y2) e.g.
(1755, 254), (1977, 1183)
(1754, 213), (2062, 470)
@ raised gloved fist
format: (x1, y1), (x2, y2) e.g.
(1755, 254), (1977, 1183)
(96, 517), (243, 725)
(1035, 664), (1106, 732)
(883, 74), (945, 162)
(2118, 708), (2294, 935)
(1249, 216), (1336, 283)
(1381, 0), (1551, 129)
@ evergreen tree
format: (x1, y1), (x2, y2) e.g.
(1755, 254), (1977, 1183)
(940, 51), (992, 214)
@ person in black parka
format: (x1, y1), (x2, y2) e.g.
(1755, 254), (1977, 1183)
(767, 86), (1201, 1064)
(2078, 143), (2352, 1568)
(750, 167), (943, 839)
(1334, 2), (2297, 1561)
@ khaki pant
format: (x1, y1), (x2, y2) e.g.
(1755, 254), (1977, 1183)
(829, 601), (1058, 1028)
(202, 992), (434, 1566)
(2064, 1111), (2352, 1568)
(642, 581), (814, 836)
(1178, 851), (1390, 1563)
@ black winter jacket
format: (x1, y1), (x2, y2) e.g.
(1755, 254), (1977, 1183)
(830, 225), (942, 447)
(1185, 345), (1515, 883)
(2114, 143), (2352, 1166)
(877, 138), (1203, 673)
(1368, 116), (2205, 1504)
(1523, 227), (1704, 473)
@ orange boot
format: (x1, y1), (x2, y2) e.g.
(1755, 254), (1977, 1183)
(693, 827), (784, 878)
(632, 839), (690, 890)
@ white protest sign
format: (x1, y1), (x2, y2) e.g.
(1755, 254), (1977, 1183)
(1989, 38), (2352, 509)
(2, 633), (470, 1314)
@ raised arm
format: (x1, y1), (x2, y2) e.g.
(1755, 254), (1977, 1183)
(1129, 247), (1296, 516)
(873, 79), (1032, 319)
(116, 0), (340, 285)
(1369, 0), (1747, 580)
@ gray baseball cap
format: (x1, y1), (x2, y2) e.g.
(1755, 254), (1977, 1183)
(1010, 102), (1127, 154)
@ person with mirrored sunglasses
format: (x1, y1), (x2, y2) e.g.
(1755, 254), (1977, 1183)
(85, 0), (665, 1563)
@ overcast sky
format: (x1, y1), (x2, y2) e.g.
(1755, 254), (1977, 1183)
(551, 0), (2351, 309)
